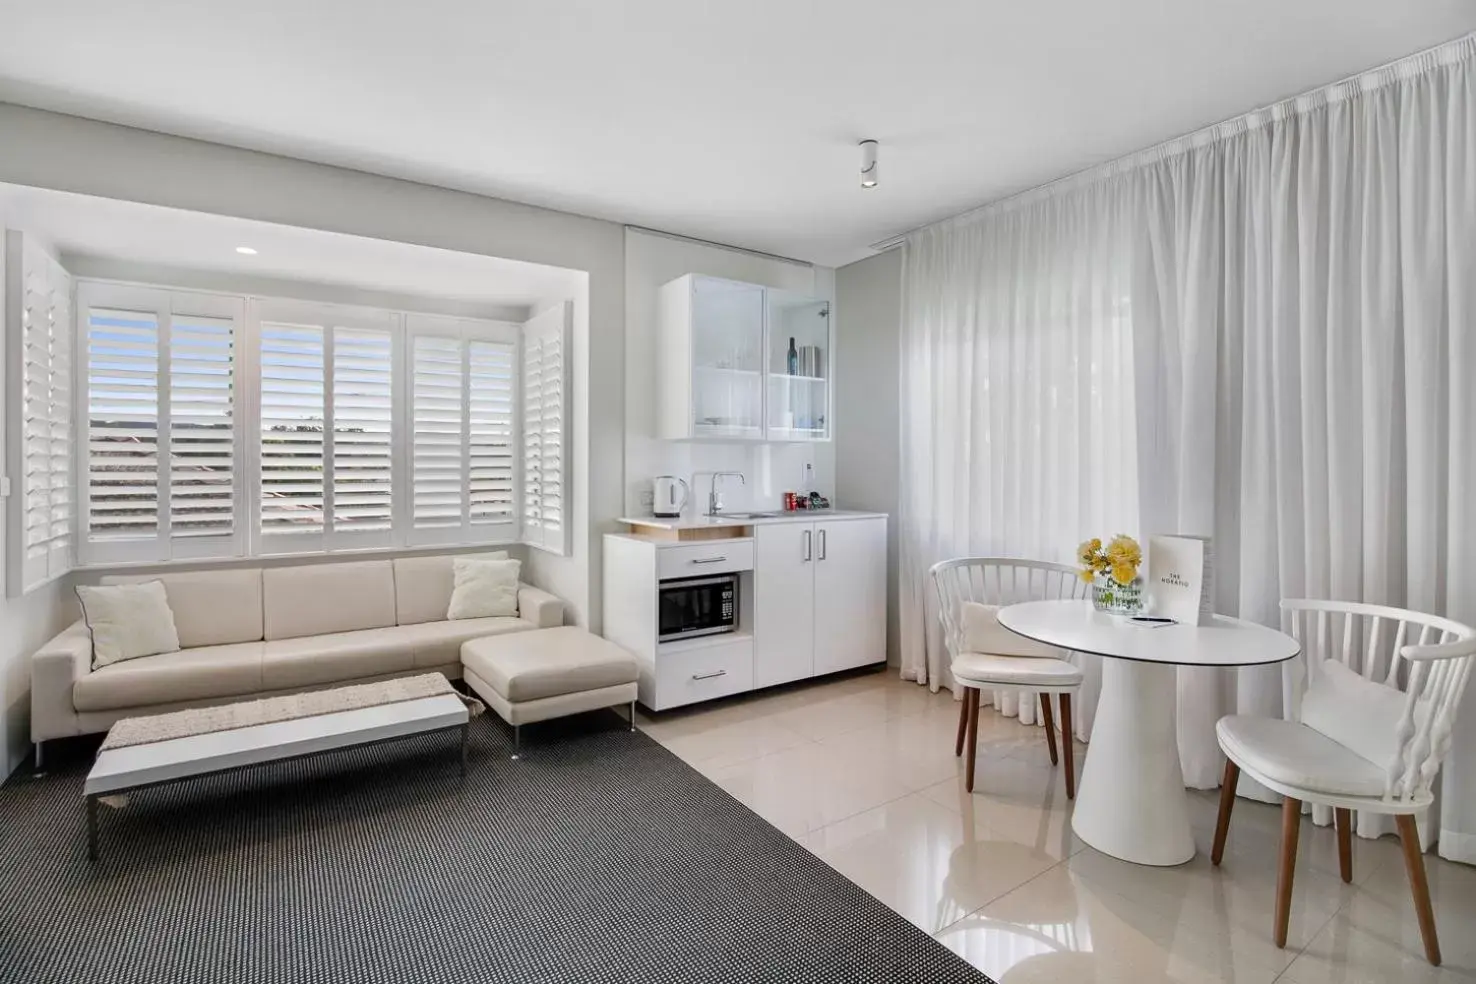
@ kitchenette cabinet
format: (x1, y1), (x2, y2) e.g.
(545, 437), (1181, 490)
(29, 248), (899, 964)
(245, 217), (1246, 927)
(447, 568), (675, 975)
(753, 516), (886, 685)
(657, 274), (832, 442)
(604, 512), (888, 711)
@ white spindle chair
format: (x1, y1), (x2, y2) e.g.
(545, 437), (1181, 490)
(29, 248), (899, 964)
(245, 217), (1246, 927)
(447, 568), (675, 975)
(930, 558), (1087, 796)
(1213, 599), (1476, 965)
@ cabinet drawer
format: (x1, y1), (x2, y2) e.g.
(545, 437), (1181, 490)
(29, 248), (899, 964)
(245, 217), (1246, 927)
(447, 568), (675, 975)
(654, 636), (754, 709)
(657, 540), (754, 580)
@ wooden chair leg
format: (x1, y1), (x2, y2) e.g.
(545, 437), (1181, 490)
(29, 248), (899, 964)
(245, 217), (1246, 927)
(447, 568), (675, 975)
(954, 689), (970, 757)
(1039, 693), (1059, 766)
(1059, 693), (1075, 799)
(1396, 814), (1442, 966)
(1274, 797), (1301, 949)
(1335, 808), (1354, 884)
(1211, 758), (1240, 866)
(964, 688), (980, 793)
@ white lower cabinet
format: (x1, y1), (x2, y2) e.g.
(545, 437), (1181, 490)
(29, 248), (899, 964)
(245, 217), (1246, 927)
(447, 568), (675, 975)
(754, 516), (887, 685)
(752, 524), (816, 688)
(652, 636), (755, 709)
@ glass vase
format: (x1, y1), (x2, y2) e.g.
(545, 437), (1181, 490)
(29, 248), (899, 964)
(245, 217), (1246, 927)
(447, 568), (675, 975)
(1092, 572), (1143, 616)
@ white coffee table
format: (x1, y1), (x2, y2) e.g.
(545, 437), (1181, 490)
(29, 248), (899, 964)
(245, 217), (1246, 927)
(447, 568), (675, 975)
(997, 599), (1300, 866)
(85, 693), (469, 861)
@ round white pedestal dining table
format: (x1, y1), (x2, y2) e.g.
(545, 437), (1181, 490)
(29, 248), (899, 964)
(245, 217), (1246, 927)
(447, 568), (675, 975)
(996, 599), (1301, 867)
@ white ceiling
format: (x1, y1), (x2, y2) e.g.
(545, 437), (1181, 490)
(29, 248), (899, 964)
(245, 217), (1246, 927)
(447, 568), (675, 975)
(0, 1), (1471, 267)
(0, 184), (583, 307)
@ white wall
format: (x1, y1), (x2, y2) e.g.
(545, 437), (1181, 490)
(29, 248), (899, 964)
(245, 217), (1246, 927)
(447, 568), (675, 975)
(834, 248), (902, 664)
(623, 227), (834, 517)
(0, 103), (626, 637)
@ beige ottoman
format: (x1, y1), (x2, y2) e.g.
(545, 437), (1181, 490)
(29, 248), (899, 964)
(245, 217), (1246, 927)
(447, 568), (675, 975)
(460, 626), (640, 756)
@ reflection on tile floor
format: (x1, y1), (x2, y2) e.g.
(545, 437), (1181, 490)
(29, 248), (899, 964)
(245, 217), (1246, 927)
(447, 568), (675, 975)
(638, 670), (1476, 983)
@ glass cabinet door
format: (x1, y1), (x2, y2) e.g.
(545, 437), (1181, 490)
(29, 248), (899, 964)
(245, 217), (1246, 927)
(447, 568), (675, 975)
(766, 289), (831, 441)
(690, 277), (764, 439)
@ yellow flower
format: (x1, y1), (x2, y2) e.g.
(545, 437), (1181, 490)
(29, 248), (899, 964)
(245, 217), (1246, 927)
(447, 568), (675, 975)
(1105, 534), (1141, 568)
(1111, 561), (1137, 586)
(1078, 568), (1095, 584)
(1076, 538), (1102, 566)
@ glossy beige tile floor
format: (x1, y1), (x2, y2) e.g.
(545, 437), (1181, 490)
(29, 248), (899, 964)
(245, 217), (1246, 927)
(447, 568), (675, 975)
(637, 670), (1476, 983)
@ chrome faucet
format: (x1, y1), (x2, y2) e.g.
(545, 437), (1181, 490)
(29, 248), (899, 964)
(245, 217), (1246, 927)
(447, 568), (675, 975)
(707, 471), (746, 516)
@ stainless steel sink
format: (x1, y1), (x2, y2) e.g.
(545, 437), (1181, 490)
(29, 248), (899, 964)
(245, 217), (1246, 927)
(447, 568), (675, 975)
(719, 511), (786, 520)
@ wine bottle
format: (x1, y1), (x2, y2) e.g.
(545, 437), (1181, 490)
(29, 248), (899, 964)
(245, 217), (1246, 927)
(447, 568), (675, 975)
(786, 336), (798, 375)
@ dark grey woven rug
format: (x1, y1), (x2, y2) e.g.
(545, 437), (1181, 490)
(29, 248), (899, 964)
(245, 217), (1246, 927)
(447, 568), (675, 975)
(1, 711), (994, 983)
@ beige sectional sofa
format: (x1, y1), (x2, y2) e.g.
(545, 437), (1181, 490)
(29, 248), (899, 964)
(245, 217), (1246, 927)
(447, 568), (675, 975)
(31, 554), (564, 756)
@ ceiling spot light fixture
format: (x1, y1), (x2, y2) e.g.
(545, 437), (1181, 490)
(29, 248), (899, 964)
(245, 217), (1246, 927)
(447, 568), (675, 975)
(859, 139), (878, 188)
(235, 246), (258, 255)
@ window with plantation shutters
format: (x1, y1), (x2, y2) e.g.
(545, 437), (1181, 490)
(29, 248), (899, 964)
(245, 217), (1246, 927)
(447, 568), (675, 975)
(44, 280), (540, 574)
(520, 302), (570, 555)
(407, 315), (519, 545)
(5, 234), (73, 594)
(255, 301), (398, 553)
(78, 284), (245, 564)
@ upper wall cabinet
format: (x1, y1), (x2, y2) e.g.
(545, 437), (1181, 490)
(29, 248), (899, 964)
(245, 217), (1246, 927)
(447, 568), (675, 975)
(657, 274), (831, 442)
(766, 287), (831, 442)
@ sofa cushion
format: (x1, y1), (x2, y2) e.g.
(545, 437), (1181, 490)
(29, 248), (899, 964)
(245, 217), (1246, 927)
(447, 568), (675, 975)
(263, 561), (397, 641)
(103, 568), (263, 647)
(73, 642), (265, 712)
(260, 627), (415, 689)
(447, 557), (521, 620)
(77, 581), (182, 668)
(393, 552), (508, 625)
(461, 627), (639, 703)
(389, 617), (535, 669)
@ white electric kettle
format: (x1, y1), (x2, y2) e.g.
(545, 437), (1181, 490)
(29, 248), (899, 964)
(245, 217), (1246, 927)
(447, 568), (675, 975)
(652, 476), (689, 518)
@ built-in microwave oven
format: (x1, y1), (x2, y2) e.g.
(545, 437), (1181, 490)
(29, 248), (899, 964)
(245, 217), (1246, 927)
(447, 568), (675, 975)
(658, 574), (738, 643)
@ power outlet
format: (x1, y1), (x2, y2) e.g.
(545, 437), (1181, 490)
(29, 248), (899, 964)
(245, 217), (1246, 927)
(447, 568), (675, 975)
(638, 489), (655, 509)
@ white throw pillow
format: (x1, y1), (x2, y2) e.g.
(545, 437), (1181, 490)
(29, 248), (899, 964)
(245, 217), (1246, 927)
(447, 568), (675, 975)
(1301, 658), (1430, 773)
(960, 602), (1061, 658)
(446, 557), (521, 620)
(77, 580), (183, 669)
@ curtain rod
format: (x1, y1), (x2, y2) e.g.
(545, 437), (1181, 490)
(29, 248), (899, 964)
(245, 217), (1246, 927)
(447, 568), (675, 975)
(870, 30), (1476, 251)
(625, 225), (814, 269)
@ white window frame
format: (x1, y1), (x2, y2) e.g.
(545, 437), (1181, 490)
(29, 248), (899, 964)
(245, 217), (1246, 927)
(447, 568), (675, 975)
(61, 278), (559, 570)
(250, 298), (402, 557)
(404, 313), (521, 548)
(76, 282), (247, 566)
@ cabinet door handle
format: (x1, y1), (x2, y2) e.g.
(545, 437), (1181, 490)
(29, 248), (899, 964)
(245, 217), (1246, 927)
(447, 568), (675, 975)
(818, 529), (827, 561)
(691, 556), (727, 565)
(692, 669), (728, 681)
(802, 530), (812, 562)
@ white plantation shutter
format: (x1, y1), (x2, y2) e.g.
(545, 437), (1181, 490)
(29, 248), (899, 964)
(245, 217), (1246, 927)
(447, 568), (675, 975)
(410, 333), (464, 534)
(6, 235), (73, 592)
(258, 319), (326, 539)
(169, 315), (234, 540)
(255, 302), (399, 552)
(332, 326), (394, 537)
(520, 302), (570, 554)
(469, 340), (516, 527)
(80, 285), (245, 564)
(84, 302), (162, 554)
(407, 315), (518, 545)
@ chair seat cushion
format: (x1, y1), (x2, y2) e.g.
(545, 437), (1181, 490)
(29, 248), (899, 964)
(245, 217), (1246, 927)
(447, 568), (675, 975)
(952, 652), (1083, 688)
(1217, 715), (1388, 798)
(461, 627), (639, 703)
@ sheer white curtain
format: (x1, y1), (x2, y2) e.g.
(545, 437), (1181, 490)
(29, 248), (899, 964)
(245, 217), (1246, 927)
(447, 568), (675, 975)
(899, 34), (1476, 860)
(899, 191), (1139, 736)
